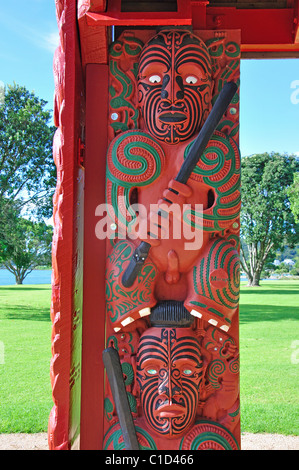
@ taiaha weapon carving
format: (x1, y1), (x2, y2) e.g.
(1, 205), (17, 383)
(102, 347), (140, 450)
(122, 81), (238, 288)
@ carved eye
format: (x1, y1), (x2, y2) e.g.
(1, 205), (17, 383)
(147, 368), (158, 375)
(183, 369), (193, 376)
(185, 76), (198, 84)
(149, 75), (161, 84)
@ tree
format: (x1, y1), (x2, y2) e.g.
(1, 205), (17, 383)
(287, 172), (299, 223)
(0, 203), (53, 284)
(240, 152), (299, 286)
(0, 83), (56, 219)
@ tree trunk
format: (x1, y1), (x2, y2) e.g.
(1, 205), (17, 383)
(14, 269), (26, 285)
(15, 274), (23, 285)
(247, 271), (261, 287)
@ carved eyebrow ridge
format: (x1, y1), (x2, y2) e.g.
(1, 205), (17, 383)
(137, 336), (168, 364)
(138, 46), (171, 74)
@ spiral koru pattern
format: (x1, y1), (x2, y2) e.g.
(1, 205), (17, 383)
(179, 420), (240, 450)
(103, 422), (157, 450)
(207, 359), (226, 389)
(186, 237), (240, 329)
(229, 356), (240, 374)
(106, 130), (165, 231)
(183, 130), (240, 232)
(106, 240), (157, 328)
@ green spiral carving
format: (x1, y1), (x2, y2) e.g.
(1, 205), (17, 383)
(183, 132), (240, 232)
(104, 397), (114, 421)
(229, 356), (239, 374)
(103, 422), (157, 450)
(121, 362), (134, 386)
(109, 37), (144, 133)
(207, 359), (226, 389)
(106, 131), (165, 232)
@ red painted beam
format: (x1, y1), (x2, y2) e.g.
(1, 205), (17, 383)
(87, 0), (192, 26)
(294, 0), (299, 43)
(84, 0), (299, 51)
(203, 7), (295, 45)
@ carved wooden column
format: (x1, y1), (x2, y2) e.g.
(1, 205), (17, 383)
(49, 0), (241, 450)
(102, 28), (241, 450)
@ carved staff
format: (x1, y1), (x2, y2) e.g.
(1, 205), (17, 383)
(102, 347), (140, 450)
(122, 81), (238, 288)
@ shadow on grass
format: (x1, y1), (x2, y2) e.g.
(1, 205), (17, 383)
(241, 282), (299, 294)
(240, 304), (299, 324)
(0, 286), (51, 291)
(1, 305), (51, 322)
(241, 289), (299, 296)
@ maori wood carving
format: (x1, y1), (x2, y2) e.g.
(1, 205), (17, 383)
(49, 0), (85, 450)
(103, 28), (241, 450)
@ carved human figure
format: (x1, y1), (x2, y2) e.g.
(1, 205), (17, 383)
(137, 29), (213, 144)
(201, 326), (240, 430)
(136, 315), (202, 438)
(103, 304), (240, 450)
(105, 29), (241, 333)
(104, 28), (241, 450)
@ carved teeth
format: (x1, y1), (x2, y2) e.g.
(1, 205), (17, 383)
(114, 327), (121, 332)
(190, 309), (202, 318)
(121, 316), (134, 327)
(139, 308), (151, 317)
(220, 324), (229, 332)
(208, 319), (218, 326)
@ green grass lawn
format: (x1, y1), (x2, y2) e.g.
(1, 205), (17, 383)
(239, 280), (299, 435)
(0, 285), (53, 433)
(0, 280), (298, 435)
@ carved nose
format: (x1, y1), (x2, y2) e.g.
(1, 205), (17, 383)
(158, 371), (182, 398)
(161, 74), (184, 102)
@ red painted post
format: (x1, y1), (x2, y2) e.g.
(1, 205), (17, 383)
(80, 64), (109, 449)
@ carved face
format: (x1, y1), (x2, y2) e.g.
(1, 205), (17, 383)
(138, 30), (212, 144)
(136, 327), (203, 438)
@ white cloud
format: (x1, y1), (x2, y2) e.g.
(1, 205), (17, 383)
(0, 10), (59, 54)
(40, 31), (59, 53)
(18, 27), (59, 54)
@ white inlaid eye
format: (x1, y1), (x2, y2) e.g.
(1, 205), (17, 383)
(185, 76), (198, 84)
(147, 368), (158, 375)
(183, 369), (193, 376)
(149, 75), (161, 84)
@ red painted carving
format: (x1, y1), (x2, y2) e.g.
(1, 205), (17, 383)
(49, 0), (84, 450)
(103, 28), (241, 450)
(49, 0), (298, 451)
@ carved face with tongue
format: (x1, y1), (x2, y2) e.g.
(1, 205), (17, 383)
(138, 29), (213, 145)
(136, 326), (203, 438)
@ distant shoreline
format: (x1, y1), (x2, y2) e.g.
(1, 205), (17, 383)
(0, 268), (297, 287)
(0, 268), (52, 286)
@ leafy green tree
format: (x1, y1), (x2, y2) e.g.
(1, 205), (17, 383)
(0, 83), (55, 284)
(287, 172), (299, 223)
(240, 152), (299, 286)
(0, 83), (56, 219)
(0, 203), (53, 284)
(0, 198), (18, 255)
(290, 257), (299, 276)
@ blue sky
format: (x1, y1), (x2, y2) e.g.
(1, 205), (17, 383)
(1, 0), (299, 157)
